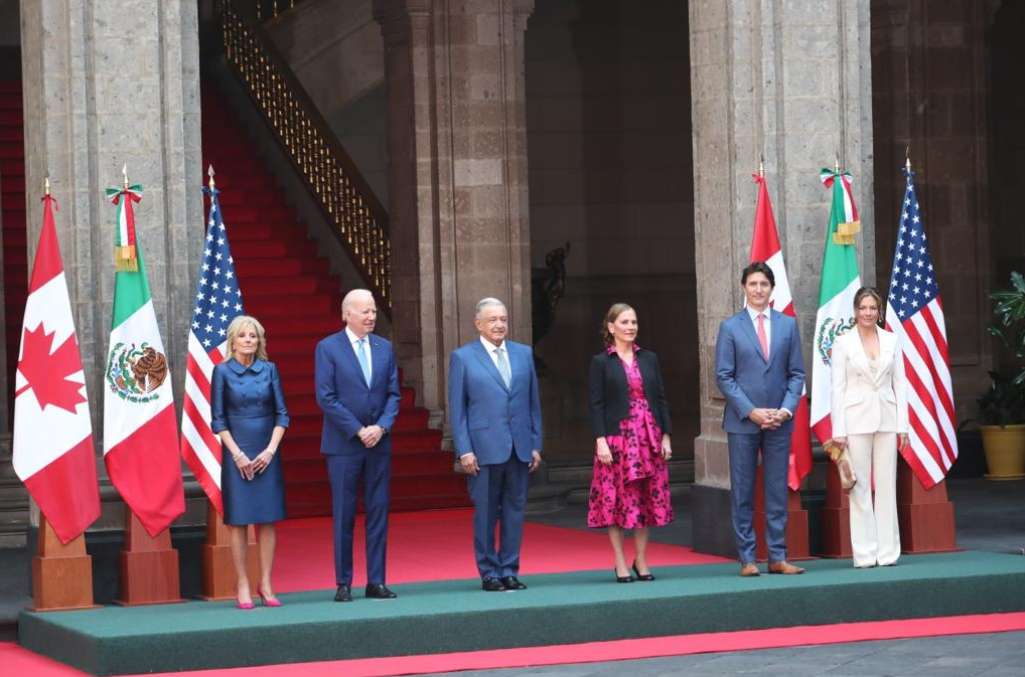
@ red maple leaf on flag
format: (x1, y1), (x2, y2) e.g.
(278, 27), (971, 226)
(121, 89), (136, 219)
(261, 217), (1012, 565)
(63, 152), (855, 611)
(17, 323), (87, 414)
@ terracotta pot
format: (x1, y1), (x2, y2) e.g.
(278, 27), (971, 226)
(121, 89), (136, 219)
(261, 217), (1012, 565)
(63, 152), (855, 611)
(979, 424), (1025, 480)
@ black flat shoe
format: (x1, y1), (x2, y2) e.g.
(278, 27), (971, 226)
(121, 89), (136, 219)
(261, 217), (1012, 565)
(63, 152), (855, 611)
(632, 562), (655, 581)
(334, 584), (353, 602)
(365, 583), (397, 599)
(482, 577), (506, 592)
(615, 569), (634, 583)
(500, 576), (527, 590)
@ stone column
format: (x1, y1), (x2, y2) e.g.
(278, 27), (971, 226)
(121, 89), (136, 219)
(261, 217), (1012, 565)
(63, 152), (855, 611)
(688, 0), (875, 556)
(374, 0), (534, 416)
(19, 0), (203, 527)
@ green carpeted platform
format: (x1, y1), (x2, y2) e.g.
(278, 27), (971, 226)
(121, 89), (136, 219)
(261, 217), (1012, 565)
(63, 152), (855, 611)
(19, 551), (1025, 676)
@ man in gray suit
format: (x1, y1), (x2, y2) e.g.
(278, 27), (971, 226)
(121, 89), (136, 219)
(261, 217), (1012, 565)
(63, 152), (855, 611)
(715, 262), (806, 577)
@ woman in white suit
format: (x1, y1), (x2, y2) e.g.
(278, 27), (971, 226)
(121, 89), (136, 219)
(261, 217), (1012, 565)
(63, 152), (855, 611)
(830, 287), (909, 568)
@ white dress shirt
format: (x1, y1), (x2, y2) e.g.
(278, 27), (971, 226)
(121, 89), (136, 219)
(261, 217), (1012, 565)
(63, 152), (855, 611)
(746, 305), (771, 349)
(479, 335), (508, 371)
(345, 326), (372, 379)
(744, 306), (793, 418)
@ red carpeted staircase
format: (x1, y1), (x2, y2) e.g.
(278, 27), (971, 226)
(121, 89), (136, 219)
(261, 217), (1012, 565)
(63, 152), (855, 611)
(0, 80), (26, 419)
(201, 87), (468, 516)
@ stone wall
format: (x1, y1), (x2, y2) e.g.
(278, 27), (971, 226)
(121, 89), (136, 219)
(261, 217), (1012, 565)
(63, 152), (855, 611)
(871, 0), (998, 417)
(525, 0), (697, 462)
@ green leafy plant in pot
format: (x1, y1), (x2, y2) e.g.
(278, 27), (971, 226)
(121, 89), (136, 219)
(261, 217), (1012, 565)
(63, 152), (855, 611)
(980, 272), (1025, 479)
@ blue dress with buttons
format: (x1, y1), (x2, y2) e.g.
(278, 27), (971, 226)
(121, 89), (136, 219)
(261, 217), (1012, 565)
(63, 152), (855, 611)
(211, 358), (290, 525)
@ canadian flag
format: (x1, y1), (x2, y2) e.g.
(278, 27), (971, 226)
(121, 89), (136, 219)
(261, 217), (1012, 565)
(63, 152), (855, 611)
(13, 194), (100, 543)
(749, 173), (813, 490)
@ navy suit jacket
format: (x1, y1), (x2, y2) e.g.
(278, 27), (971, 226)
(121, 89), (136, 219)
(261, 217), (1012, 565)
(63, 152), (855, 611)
(714, 309), (805, 434)
(315, 330), (401, 455)
(448, 339), (542, 465)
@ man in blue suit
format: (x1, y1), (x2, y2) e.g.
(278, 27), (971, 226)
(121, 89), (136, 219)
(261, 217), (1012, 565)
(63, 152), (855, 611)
(448, 297), (542, 591)
(715, 262), (806, 577)
(315, 289), (401, 601)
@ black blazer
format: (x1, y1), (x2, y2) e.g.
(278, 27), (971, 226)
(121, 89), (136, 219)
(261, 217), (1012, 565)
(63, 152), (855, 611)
(588, 348), (672, 438)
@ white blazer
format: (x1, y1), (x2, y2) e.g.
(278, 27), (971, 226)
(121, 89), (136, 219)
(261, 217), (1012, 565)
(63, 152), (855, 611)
(830, 326), (908, 437)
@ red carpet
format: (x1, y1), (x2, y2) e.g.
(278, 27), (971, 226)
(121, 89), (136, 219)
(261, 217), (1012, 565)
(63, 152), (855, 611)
(7, 612), (1025, 676)
(274, 509), (728, 591)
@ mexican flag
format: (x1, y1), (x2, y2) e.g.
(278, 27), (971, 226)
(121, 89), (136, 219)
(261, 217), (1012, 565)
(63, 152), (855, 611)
(810, 169), (862, 444)
(749, 173), (812, 490)
(13, 193), (100, 543)
(103, 184), (184, 537)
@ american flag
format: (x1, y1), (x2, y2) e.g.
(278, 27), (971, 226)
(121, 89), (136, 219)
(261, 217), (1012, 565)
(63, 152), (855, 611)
(884, 165), (957, 488)
(180, 180), (245, 513)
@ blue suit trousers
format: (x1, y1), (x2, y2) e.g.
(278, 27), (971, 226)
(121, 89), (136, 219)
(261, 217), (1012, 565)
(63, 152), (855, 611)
(467, 455), (529, 579)
(326, 449), (390, 586)
(728, 423), (791, 564)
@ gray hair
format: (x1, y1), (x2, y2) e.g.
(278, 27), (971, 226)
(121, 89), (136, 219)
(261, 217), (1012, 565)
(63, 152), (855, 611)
(341, 289), (374, 315)
(475, 297), (507, 319)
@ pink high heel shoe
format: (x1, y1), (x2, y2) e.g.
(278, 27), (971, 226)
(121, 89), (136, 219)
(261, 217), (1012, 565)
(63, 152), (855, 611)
(258, 587), (282, 607)
(236, 599), (255, 610)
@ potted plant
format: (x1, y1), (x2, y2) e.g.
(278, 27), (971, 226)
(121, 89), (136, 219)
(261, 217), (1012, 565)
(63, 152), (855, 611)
(976, 371), (1025, 479)
(981, 272), (1025, 479)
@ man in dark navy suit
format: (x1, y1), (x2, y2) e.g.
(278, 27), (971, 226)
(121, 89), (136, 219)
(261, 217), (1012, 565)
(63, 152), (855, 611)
(448, 297), (542, 592)
(315, 289), (401, 602)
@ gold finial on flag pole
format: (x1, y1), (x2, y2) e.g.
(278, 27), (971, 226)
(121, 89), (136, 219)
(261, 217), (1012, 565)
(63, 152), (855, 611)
(834, 152), (840, 174)
(207, 164), (216, 190)
(44, 175), (50, 197)
(122, 163), (129, 190)
(905, 145), (912, 171)
(758, 154), (765, 178)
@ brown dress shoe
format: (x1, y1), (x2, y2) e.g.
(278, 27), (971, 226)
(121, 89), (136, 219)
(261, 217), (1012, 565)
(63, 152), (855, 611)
(739, 562), (760, 577)
(768, 561), (805, 575)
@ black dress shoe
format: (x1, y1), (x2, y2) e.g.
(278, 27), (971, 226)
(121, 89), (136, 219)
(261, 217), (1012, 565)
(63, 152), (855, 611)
(334, 585), (353, 602)
(481, 577), (506, 591)
(365, 583), (397, 599)
(615, 568), (634, 583)
(500, 576), (527, 590)
(632, 562), (655, 582)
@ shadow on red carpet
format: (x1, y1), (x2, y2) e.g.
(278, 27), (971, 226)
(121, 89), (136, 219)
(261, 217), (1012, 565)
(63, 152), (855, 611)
(274, 508), (729, 592)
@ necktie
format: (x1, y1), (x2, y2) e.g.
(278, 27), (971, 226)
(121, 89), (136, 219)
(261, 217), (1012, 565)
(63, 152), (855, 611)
(756, 313), (769, 360)
(356, 338), (372, 385)
(496, 346), (512, 388)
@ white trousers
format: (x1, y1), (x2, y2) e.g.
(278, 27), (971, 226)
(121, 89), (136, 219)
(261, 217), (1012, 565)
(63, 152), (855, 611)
(847, 432), (901, 567)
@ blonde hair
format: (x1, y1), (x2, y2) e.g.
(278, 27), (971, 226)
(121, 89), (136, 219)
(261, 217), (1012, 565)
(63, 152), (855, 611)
(226, 315), (269, 361)
(601, 303), (635, 346)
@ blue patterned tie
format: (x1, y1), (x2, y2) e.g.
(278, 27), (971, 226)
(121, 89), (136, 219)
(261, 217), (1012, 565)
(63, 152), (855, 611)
(356, 338), (372, 385)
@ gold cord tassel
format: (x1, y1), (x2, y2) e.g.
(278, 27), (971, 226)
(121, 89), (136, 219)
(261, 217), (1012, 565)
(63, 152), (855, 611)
(114, 245), (138, 272)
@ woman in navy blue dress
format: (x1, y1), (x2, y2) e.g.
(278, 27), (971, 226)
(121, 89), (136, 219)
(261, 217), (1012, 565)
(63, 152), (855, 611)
(211, 315), (289, 609)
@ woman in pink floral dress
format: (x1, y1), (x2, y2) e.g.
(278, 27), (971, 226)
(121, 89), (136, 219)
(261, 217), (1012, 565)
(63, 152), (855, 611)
(587, 303), (673, 582)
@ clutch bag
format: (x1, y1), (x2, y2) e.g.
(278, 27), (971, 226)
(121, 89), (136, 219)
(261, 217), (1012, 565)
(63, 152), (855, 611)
(824, 440), (857, 492)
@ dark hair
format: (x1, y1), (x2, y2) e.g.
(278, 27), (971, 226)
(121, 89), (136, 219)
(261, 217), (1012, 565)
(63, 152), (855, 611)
(601, 303), (635, 346)
(853, 286), (883, 311)
(741, 261), (775, 287)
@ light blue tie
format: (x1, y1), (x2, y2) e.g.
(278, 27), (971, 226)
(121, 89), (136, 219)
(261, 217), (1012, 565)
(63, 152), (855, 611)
(356, 338), (372, 386)
(496, 346), (511, 389)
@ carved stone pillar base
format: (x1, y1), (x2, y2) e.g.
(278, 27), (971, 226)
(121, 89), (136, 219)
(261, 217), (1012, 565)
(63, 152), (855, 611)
(690, 484), (735, 558)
